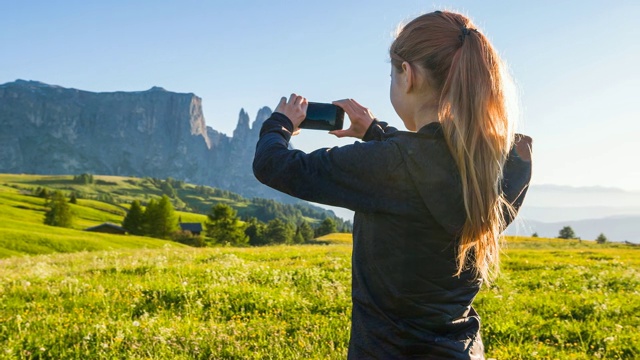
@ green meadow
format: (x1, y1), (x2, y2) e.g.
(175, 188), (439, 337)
(1, 175), (639, 359)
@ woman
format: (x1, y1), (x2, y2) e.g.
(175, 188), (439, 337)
(253, 10), (532, 359)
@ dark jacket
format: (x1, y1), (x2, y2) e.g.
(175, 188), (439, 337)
(253, 112), (532, 359)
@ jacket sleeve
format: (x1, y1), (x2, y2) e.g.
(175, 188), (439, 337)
(362, 120), (399, 142)
(253, 113), (405, 213)
(502, 134), (533, 224)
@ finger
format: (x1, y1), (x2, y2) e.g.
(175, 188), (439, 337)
(293, 95), (303, 105)
(329, 129), (349, 138)
(289, 93), (297, 104)
(350, 98), (364, 107)
(332, 99), (349, 109)
(301, 97), (308, 113)
(275, 96), (287, 112)
(340, 99), (359, 117)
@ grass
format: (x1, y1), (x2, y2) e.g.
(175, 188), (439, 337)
(0, 182), (183, 258)
(1, 175), (638, 358)
(0, 237), (638, 359)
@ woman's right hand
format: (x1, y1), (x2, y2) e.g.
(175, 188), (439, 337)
(274, 94), (308, 134)
(330, 99), (376, 139)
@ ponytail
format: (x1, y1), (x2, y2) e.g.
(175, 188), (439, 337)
(390, 11), (517, 283)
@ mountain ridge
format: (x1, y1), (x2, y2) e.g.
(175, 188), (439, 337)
(0, 79), (285, 203)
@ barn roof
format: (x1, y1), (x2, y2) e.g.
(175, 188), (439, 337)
(85, 222), (127, 233)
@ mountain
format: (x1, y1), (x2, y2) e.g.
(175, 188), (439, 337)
(0, 80), (287, 203)
(506, 215), (640, 243)
(505, 185), (640, 243)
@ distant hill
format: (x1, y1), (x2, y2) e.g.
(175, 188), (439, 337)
(0, 174), (350, 258)
(521, 184), (640, 221)
(506, 215), (640, 243)
(0, 174), (349, 228)
(505, 184), (640, 243)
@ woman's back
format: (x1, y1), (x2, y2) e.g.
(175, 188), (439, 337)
(253, 9), (533, 359)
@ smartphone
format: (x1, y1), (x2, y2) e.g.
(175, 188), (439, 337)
(299, 102), (344, 131)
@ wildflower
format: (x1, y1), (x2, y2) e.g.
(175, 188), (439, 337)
(133, 321), (140, 327)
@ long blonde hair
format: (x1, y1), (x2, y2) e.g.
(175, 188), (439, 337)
(390, 11), (517, 283)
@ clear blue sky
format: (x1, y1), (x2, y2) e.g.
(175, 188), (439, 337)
(1, 0), (639, 190)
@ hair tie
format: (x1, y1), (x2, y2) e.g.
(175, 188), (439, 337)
(459, 26), (478, 43)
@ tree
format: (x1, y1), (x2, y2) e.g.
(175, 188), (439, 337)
(531, 232), (539, 238)
(143, 196), (178, 239)
(161, 181), (177, 198)
(558, 226), (577, 240)
(315, 218), (337, 237)
(44, 191), (73, 228)
(73, 173), (94, 184)
(297, 220), (315, 242)
(205, 204), (248, 246)
(264, 218), (294, 244)
(37, 187), (49, 199)
(69, 193), (78, 204)
(245, 218), (268, 246)
(595, 233), (608, 244)
(123, 200), (145, 235)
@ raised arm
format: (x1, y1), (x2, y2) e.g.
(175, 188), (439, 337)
(253, 112), (406, 213)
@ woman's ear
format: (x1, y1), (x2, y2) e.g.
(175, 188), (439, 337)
(401, 61), (414, 93)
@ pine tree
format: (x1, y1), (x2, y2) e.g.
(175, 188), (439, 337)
(245, 217), (268, 246)
(558, 226), (577, 240)
(69, 193), (78, 204)
(264, 218), (294, 244)
(143, 198), (160, 236)
(142, 197), (178, 239)
(315, 218), (337, 237)
(123, 200), (145, 235)
(205, 204), (248, 246)
(298, 220), (315, 242)
(37, 188), (49, 199)
(595, 233), (608, 244)
(44, 191), (73, 228)
(146, 195), (178, 239)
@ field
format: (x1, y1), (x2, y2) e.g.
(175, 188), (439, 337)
(1, 175), (639, 358)
(0, 236), (638, 359)
(0, 179), (186, 258)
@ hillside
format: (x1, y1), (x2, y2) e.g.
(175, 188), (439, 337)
(0, 181), (185, 258)
(0, 174), (349, 258)
(0, 174), (347, 225)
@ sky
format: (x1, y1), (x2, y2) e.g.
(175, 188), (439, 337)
(1, 0), (639, 191)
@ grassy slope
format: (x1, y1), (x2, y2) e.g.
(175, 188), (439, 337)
(0, 183), (182, 258)
(0, 174), (327, 226)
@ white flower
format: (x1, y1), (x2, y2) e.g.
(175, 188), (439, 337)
(132, 321), (140, 327)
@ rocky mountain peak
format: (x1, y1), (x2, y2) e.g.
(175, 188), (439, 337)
(147, 86), (167, 92)
(0, 80), (295, 203)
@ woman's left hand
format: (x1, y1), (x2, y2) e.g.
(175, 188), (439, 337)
(274, 93), (308, 135)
